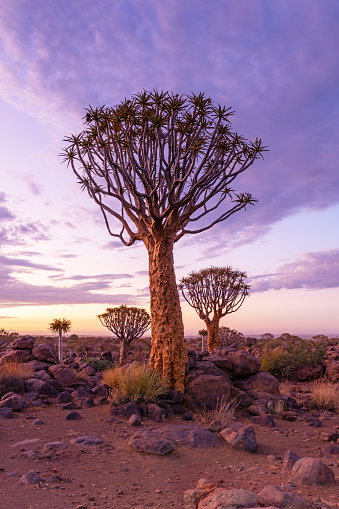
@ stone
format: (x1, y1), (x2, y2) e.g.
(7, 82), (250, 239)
(182, 411), (193, 421)
(230, 387), (252, 408)
(295, 363), (324, 381)
(233, 371), (280, 397)
(65, 411), (82, 420)
(162, 389), (184, 404)
(0, 394), (29, 411)
(70, 435), (106, 447)
(323, 444), (339, 455)
(325, 360), (339, 382)
(129, 414), (142, 426)
(282, 450), (300, 472)
(147, 403), (163, 422)
(185, 373), (232, 412)
(221, 423), (257, 453)
(20, 470), (45, 485)
(206, 354), (233, 372)
(258, 485), (310, 509)
(24, 360), (52, 371)
(129, 434), (174, 455)
(83, 398), (94, 408)
(11, 438), (40, 448)
(198, 488), (258, 508)
(92, 383), (110, 397)
(0, 407), (14, 419)
(32, 419), (44, 425)
(251, 414), (276, 428)
(227, 350), (261, 377)
(290, 457), (335, 485)
(247, 404), (268, 416)
(11, 336), (34, 350)
(62, 402), (78, 410)
(32, 343), (58, 363)
(25, 378), (59, 396)
(56, 391), (73, 403)
(42, 441), (70, 452)
(208, 420), (222, 432)
(110, 402), (142, 420)
(78, 363), (96, 376)
(0, 350), (32, 364)
(48, 364), (76, 386)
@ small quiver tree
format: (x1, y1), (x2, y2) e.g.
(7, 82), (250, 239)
(48, 318), (72, 363)
(198, 329), (208, 351)
(179, 266), (249, 353)
(98, 305), (151, 366)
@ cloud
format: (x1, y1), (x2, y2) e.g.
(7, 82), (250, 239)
(0, 254), (60, 272)
(251, 248), (339, 292)
(50, 273), (134, 281)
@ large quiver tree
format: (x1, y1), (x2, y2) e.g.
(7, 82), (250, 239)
(61, 90), (266, 392)
(98, 305), (151, 365)
(179, 266), (249, 352)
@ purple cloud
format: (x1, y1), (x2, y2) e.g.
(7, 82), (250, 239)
(251, 248), (339, 292)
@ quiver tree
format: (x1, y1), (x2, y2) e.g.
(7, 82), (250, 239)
(98, 305), (151, 365)
(179, 266), (249, 352)
(198, 329), (208, 351)
(61, 90), (266, 391)
(48, 318), (71, 363)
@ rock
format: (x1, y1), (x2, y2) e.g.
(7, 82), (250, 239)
(295, 363), (324, 381)
(208, 420), (222, 432)
(185, 373), (232, 412)
(0, 394), (29, 411)
(233, 371), (281, 397)
(25, 378), (59, 396)
(156, 401), (173, 418)
(0, 350), (33, 364)
(247, 404), (268, 416)
(56, 391), (73, 403)
(48, 364), (76, 386)
(69, 435), (106, 446)
(92, 383), (110, 397)
(258, 485), (310, 508)
(282, 450), (300, 472)
(325, 360), (339, 382)
(147, 403), (163, 422)
(24, 360), (52, 372)
(11, 336), (34, 350)
(78, 363), (96, 376)
(129, 414), (142, 426)
(84, 398), (94, 408)
(206, 354), (233, 372)
(221, 423), (257, 453)
(42, 441), (70, 452)
(62, 402), (78, 410)
(290, 457), (335, 485)
(65, 411), (82, 420)
(323, 444), (339, 455)
(320, 430), (339, 442)
(251, 414), (276, 428)
(110, 402), (142, 420)
(198, 488), (258, 508)
(230, 387), (252, 408)
(11, 438), (40, 448)
(32, 343), (58, 363)
(182, 411), (193, 421)
(0, 407), (14, 419)
(20, 470), (45, 485)
(129, 434), (174, 455)
(227, 350), (261, 377)
(162, 389), (184, 404)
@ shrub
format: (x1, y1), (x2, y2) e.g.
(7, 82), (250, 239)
(0, 361), (33, 398)
(311, 380), (339, 412)
(261, 339), (325, 381)
(81, 357), (113, 371)
(195, 396), (238, 428)
(102, 363), (168, 404)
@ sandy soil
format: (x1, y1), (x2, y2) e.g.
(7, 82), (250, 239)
(1, 398), (339, 509)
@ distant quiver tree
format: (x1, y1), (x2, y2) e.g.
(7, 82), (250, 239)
(48, 318), (71, 363)
(61, 90), (266, 391)
(98, 305), (151, 366)
(179, 266), (249, 352)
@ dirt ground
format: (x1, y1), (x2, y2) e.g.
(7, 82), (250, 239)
(1, 398), (339, 509)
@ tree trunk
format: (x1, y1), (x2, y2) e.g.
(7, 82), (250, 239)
(146, 235), (187, 393)
(58, 330), (63, 364)
(119, 339), (129, 366)
(205, 315), (220, 353)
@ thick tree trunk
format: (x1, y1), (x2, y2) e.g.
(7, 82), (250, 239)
(58, 330), (63, 364)
(146, 235), (187, 393)
(205, 315), (220, 353)
(119, 339), (129, 366)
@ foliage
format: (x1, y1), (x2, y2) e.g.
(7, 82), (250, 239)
(80, 357), (113, 371)
(48, 318), (72, 334)
(0, 328), (17, 351)
(312, 334), (329, 342)
(0, 361), (34, 398)
(195, 396), (238, 428)
(102, 363), (168, 404)
(74, 337), (97, 356)
(261, 338), (326, 381)
(311, 379), (339, 412)
(260, 333), (275, 341)
(218, 326), (245, 347)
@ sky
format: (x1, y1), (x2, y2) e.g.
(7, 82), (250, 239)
(0, 0), (338, 338)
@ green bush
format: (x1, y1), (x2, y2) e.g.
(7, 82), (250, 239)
(261, 339), (325, 381)
(81, 357), (113, 371)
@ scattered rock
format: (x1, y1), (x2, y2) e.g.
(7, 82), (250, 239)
(185, 373), (232, 412)
(129, 414), (142, 426)
(251, 414), (276, 428)
(129, 434), (174, 455)
(282, 450), (300, 472)
(62, 402), (78, 410)
(70, 436), (106, 447)
(221, 423), (257, 453)
(32, 343), (58, 363)
(42, 441), (70, 452)
(11, 438), (40, 448)
(182, 411), (193, 421)
(11, 336), (34, 350)
(92, 383), (110, 397)
(56, 391), (73, 403)
(20, 470), (45, 485)
(65, 411), (82, 420)
(25, 378), (59, 397)
(110, 402), (142, 421)
(258, 485), (310, 508)
(295, 363), (323, 381)
(48, 364), (77, 386)
(234, 371), (280, 398)
(208, 420), (222, 432)
(147, 403), (163, 422)
(0, 407), (14, 419)
(0, 350), (33, 364)
(0, 394), (29, 411)
(323, 444), (339, 455)
(290, 457), (335, 485)
(197, 488), (258, 508)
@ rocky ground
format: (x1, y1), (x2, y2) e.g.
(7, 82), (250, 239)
(1, 336), (339, 508)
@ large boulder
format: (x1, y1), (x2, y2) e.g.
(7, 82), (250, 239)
(185, 373), (232, 412)
(24, 360), (52, 372)
(221, 423), (257, 453)
(32, 343), (58, 364)
(258, 485), (310, 509)
(0, 394), (29, 411)
(11, 336), (34, 350)
(110, 402), (142, 420)
(25, 378), (59, 396)
(226, 350), (261, 378)
(233, 371), (280, 398)
(205, 354), (233, 373)
(295, 363), (324, 381)
(0, 350), (33, 364)
(290, 457), (335, 485)
(48, 364), (76, 386)
(198, 488), (258, 508)
(325, 360), (339, 382)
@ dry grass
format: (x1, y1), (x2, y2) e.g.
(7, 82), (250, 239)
(311, 379), (339, 412)
(0, 360), (33, 379)
(103, 362), (168, 404)
(195, 396), (238, 429)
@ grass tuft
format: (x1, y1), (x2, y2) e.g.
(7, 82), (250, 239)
(311, 379), (339, 412)
(102, 362), (168, 405)
(0, 360), (33, 398)
(195, 396), (238, 429)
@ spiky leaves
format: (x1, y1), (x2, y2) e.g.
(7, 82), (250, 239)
(48, 318), (72, 363)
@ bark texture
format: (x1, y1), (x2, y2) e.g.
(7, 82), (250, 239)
(119, 339), (129, 366)
(58, 331), (63, 364)
(146, 235), (187, 393)
(205, 314), (221, 353)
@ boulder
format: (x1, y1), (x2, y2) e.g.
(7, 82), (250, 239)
(325, 360), (339, 382)
(78, 363), (96, 376)
(282, 449), (300, 472)
(220, 423), (257, 453)
(131, 424), (222, 450)
(20, 470), (45, 485)
(233, 371), (280, 397)
(92, 383), (110, 397)
(0, 394), (29, 411)
(290, 457), (335, 485)
(69, 435), (106, 447)
(48, 364), (76, 386)
(0, 350), (32, 364)
(110, 402), (142, 420)
(226, 350), (261, 377)
(198, 488), (258, 508)
(56, 391), (73, 403)
(206, 354), (233, 372)
(185, 374), (232, 412)
(11, 336), (34, 350)
(258, 485), (310, 509)
(295, 363), (324, 381)
(24, 378), (59, 396)
(147, 403), (163, 422)
(251, 414), (276, 428)
(32, 343), (58, 363)
(323, 444), (339, 455)
(129, 434), (174, 455)
(0, 407), (14, 419)
(24, 360), (52, 372)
